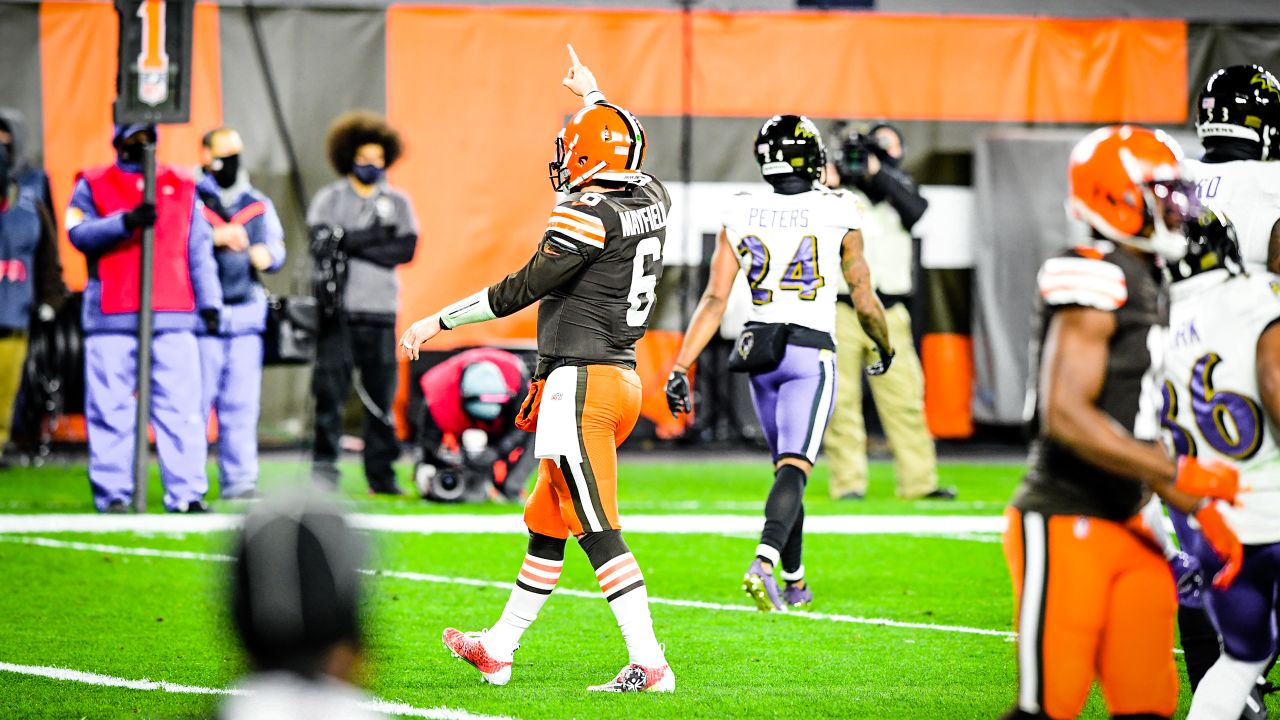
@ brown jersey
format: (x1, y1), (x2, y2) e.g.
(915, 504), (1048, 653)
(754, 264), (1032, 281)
(484, 175), (671, 378)
(1012, 243), (1168, 521)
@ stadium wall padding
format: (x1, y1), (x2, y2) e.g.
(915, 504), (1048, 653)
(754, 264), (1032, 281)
(8, 3), (1279, 436)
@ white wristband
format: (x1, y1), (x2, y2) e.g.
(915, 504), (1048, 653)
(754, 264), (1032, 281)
(583, 89), (606, 107)
(439, 288), (496, 329)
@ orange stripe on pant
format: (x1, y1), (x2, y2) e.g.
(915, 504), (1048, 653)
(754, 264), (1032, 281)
(1002, 507), (1178, 719)
(523, 365), (642, 538)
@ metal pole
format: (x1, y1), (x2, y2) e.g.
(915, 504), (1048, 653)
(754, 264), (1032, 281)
(132, 141), (157, 513)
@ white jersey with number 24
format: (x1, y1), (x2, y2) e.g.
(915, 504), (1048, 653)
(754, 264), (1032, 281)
(721, 187), (862, 336)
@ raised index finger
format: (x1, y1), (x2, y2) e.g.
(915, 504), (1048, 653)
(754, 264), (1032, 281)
(567, 43), (581, 67)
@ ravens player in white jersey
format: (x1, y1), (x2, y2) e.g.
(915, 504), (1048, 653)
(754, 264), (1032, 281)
(401, 47), (674, 693)
(665, 115), (893, 611)
(1160, 213), (1280, 719)
(1185, 65), (1280, 273)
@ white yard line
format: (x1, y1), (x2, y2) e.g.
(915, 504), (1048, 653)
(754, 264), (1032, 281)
(0, 512), (1008, 536)
(0, 535), (1014, 640)
(0, 661), (513, 720)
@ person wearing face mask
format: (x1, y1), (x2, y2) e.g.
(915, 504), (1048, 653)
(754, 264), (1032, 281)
(66, 123), (223, 512)
(822, 122), (952, 502)
(307, 112), (419, 495)
(196, 127), (286, 500)
(0, 108), (65, 467)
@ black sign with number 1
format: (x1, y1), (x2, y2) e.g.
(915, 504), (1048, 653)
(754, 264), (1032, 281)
(113, 0), (194, 125)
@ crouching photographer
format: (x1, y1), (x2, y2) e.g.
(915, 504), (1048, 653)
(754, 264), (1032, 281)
(822, 122), (950, 502)
(415, 348), (535, 503)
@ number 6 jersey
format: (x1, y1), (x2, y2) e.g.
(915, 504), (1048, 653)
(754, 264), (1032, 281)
(479, 175), (671, 379)
(1163, 269), (1280, 543)
(721, 187), (861, 336)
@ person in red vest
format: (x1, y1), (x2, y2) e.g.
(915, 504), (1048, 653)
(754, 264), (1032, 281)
(66, 123), (223, 513)
(415, 347), (533, 501)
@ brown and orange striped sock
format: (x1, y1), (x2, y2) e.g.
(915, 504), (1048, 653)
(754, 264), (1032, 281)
(581, 530), (665, 667)
(482, 532), (566, 660)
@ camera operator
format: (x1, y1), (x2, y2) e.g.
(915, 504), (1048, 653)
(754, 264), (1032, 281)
(822, 123), (953, 501)
(415, 348), (535, 503)
(308, 112), (419, 495)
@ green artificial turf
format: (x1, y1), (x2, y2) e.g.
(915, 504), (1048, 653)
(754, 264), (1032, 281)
(0, 459), (1275, 719)
(0, 454), (1022, 516)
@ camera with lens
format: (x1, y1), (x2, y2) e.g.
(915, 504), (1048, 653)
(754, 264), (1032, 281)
(831, 121), (877, 184)
(309, 224), (348, 320)
(416, 429), (499, 503)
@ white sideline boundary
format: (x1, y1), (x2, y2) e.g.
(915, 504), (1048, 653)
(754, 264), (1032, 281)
(0, 512), (1007, 536)
(0, 535), (1015, 640)
(0, 661), (513, 720)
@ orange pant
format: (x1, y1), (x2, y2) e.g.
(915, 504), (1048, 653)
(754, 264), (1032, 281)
(1003, 507), (1178, 719)
(523, 365), (641, 538)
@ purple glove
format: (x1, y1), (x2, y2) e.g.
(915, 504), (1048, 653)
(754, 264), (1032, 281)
(1170, 551), (1205, 609)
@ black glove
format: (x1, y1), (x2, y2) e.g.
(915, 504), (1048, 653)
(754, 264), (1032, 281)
(199, 308), (221, 335)
(309, 224), (345, 258)
(123, 202), (157, 231)
(665, 369), (692, 417)
(865, 347), (895, 377)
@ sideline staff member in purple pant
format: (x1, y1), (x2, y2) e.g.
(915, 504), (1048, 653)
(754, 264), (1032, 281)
(67, 124), (222, 513)
(196, 127), (286, 500)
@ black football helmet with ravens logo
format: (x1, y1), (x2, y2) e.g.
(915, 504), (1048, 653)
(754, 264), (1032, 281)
(1169, 208), (1245, 283)
(754, 115), (826, 185)
(1196, 64), (1280, 160)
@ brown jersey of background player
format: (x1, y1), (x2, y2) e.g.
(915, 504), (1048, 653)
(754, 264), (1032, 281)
(1015, 242), (1167, 522)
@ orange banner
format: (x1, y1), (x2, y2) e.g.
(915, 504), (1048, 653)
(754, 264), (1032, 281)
(690, 13), (1186, 122)
(40, 1), (222, 291)
(386, 7), (1186, 350)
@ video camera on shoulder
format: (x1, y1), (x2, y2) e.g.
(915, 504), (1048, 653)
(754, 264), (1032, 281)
(831, 120), (876, 184)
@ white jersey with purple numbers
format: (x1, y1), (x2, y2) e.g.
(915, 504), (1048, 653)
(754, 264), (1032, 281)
(1163, 269), (1280, 543)
(721, 187), (860, 336)
(1185, 158), (1280, 270)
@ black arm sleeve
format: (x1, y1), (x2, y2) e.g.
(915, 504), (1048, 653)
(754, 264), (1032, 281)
(866, 167), (929, 231)
(486, 235), (599, 318)
(346, 230), (418, 268)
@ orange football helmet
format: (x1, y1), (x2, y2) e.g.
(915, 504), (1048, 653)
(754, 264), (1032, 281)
(1067, 124), (1197, 260)
(549, 102), (646, 192)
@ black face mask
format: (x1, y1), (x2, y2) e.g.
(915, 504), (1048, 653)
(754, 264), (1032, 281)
(118, 142), (145, 166)
(209, 153), (240, 189)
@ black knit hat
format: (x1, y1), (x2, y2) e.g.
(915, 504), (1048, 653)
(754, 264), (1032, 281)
(230, 495), (366, 675)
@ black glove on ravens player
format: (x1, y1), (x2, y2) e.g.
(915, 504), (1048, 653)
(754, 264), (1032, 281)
(665, 369), (691, 416)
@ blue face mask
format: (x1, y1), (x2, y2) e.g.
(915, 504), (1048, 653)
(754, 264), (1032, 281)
(352, 163), (384, 185)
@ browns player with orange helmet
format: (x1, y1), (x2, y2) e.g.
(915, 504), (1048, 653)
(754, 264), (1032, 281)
(1002, 125), (1244, 720)
(400, 46), (673, 693)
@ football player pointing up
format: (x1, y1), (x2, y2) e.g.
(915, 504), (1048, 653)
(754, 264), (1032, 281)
(665, 115), (893, 611)
(1002, 126), (1242, 720)
(400, 47), (673, 693)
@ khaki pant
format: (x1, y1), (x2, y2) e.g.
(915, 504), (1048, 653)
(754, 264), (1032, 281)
(0, 334), (28, 451)
(824, 302), (937, 498)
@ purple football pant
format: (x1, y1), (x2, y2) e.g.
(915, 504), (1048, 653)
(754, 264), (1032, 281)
(749, 345), (838, 464)
(1173, 509), (1280, 662)
(199, 333), (263, 497)
(85, 332), (209, 511)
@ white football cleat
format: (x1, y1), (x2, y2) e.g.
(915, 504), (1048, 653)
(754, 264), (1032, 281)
(442, 628), (513, 686)
(587, 663), (675, 693)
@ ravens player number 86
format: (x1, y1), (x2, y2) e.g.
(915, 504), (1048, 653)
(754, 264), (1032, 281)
(399, 45), (674, 694)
